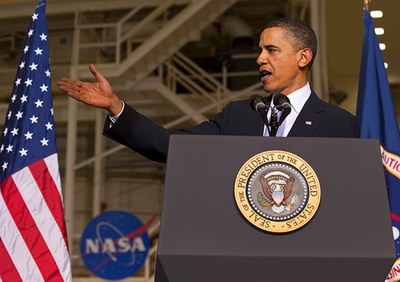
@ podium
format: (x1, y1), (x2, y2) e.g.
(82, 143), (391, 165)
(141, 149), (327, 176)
(156, 136), (395, 282)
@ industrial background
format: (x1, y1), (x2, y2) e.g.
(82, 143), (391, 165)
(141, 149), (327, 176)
(0, 0), (399, 280)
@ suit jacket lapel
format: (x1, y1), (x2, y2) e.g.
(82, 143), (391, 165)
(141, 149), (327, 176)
(288, 92), (325, 137)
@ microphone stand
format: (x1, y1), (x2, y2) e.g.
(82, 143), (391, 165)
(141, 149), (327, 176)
(269, 107), (279, 137)
(250, 94), (290, 137)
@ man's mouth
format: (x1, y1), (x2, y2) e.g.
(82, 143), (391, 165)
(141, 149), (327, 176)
(259, 71), (272, 81)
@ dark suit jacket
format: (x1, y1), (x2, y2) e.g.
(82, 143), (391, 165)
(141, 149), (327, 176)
(104, 92), (359, 163)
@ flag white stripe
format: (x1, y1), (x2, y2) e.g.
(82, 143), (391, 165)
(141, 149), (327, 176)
(43, 155), (72, 281)
(12, 167), (71, 282)
(44, 154), (63, 198)
(0, 192), (44, 281)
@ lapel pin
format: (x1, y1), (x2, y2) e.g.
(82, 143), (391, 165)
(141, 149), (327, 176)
(305, 121), (312, 126)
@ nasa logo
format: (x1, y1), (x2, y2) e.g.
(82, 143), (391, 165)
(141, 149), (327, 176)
(80, 210), (150, 280)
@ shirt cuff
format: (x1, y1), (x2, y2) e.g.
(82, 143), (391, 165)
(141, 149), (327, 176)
(108, 100), (125, 124)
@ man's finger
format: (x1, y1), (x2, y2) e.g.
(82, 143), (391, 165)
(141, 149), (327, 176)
(89, 64), (106, 83)
(58, 78), (81, 89)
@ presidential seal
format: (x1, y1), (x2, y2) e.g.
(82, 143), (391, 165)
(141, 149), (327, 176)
(234, 150), (321, 233)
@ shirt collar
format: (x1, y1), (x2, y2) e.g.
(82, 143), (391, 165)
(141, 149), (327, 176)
(285, 82), (311, 114)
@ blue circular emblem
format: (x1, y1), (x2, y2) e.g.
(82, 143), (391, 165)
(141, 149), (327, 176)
(80, 210), (150, 280)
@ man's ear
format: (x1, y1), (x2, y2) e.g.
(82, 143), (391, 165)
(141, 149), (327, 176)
(298, 48), (313, 68)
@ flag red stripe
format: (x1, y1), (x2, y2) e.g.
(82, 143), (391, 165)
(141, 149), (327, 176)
(1, 176), (63, 281)
(391, 212), (400, 222)
(0, 238), (22, 282)
(29, 159), (69, 249)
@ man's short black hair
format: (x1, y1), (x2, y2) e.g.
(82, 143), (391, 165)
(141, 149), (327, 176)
(265, 18), (318, 69)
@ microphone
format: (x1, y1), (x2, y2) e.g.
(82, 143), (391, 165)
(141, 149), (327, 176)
(250, 94), (267, 113)
(273, 93), (291, 126)
(250, 94), (269, 126)
(273, 93), (291, 112)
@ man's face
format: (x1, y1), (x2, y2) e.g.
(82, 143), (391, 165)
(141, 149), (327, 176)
(257, 27), (307, 95)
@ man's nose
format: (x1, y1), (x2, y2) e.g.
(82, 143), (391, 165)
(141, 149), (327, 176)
(257, 51), (267, 65)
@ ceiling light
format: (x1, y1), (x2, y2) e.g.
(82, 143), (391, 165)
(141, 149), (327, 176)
(375, 28), (384, 35)
(384, 62), (388, 69)
(371, 10), (383, 18)
(379, 43), (386, 50)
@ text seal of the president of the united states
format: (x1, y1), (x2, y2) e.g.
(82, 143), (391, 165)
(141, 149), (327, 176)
(234, 150), (321, 233)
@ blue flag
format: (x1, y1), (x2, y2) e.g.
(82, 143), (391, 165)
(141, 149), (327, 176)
(356, 10), (400, 281)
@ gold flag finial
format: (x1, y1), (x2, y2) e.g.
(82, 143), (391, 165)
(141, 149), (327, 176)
(364, 0), (371, 11)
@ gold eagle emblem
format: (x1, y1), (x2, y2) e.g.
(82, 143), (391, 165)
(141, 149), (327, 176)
(257, 171), (296, 211)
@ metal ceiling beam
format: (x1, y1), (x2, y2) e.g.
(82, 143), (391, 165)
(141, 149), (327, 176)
(0, 0), (192, 19)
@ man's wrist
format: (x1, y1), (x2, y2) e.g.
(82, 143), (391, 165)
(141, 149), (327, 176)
(108, 94), (124, 116)
(109, 100), (125, 124)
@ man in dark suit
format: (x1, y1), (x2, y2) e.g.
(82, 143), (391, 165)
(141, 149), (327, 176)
(58, 18), (359, 163)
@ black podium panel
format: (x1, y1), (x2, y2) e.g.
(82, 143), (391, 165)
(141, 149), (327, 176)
(157, 136), (395, 282)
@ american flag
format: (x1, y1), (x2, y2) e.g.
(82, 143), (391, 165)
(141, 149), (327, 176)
(0, 1), (71, 281)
